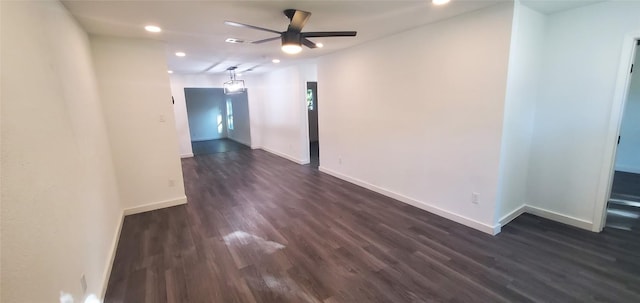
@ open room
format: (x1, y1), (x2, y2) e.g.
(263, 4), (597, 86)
(3, 1), (640, 302)
(183, 86), (251, 156)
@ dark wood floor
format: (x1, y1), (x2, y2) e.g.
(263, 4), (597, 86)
(105, 149), (640, 303)
(191, 138), (249, 156)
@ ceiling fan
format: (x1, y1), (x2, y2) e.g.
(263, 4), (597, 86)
(225, 9), (357, 54)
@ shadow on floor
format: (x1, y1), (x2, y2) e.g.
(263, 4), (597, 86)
(192, 138), (249, 156)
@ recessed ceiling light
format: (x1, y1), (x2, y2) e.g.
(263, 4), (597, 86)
(272, 59), (281, 63)
(225, 38), (245, 44)
(168, 70), (173, 74)
(432, 0), (450, 5)
(175, 52), (186, 57)
(316, 43), (324, 48)
(144, 25), (162, 33)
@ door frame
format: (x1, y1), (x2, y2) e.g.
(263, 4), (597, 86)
(593, 32), (640, 232)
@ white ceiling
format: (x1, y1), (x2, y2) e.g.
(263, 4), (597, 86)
(62, 0), (604, 75)
(521, 0), (604, 15)
(63, 0), (504, 75)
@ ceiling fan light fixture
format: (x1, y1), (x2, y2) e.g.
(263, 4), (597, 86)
(225, 9), (356, 54)
(281, 44), (302, 54)
(281, 32), (302, 54)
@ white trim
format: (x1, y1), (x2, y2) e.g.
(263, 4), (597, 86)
(593, 33), (640, 232)
(613, 165), (640, 174)
(525, 205), (593, 230)
(499, 204), (526, 226)
(123, 196), (188, 216)
(260, 146), (309, 165)
(100, 213), (124, 299)
(319, 166), (500, 235)
(180, 153), (194, 158)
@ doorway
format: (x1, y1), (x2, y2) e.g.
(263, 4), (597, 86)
(307, 82), (319, 167)
(184, 88), (251, 156)
(606, 41), (640, 231)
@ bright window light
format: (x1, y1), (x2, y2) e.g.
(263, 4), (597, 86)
(226, 99), (234, 130)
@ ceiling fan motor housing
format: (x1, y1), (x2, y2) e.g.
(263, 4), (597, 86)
(282, 31), (301, 45)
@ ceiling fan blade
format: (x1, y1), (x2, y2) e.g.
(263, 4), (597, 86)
(302, 31), (357, 38)
(251, 36), (281, 44)
(287, 10), (311, 32)
(224, 21), (281, 35)
(302, 38), (318, 49)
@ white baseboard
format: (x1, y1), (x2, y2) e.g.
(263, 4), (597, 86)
(100, 213), (124, 299)
(123, 196), (188, 216)
(319, 166), (500, 235)
(180, 153), (194, 158)
(260, 146), (309, 165)
(499, 204), (526, 226)
(524, 205), (593, 230)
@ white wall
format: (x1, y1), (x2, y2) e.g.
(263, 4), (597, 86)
(227, 92), (252, 146)
(91, 36), (186, 212)
(496, 3), (546, 223)
(527, 1), (640, 229)
(317, 3), (514, 233)
(184, 88), (228, 141)
(1, 1), (122, 301)
(252, 64), (317, 164)
(615, 50), (640, 174)
(169, 74), (260, 156)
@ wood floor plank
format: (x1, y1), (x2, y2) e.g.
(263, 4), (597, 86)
(105, 149), (640, 302)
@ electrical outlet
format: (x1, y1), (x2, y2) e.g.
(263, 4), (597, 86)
(168, 179), (176, 187)
(471, 192), (479, 204)
(80, 274), (87, 294)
